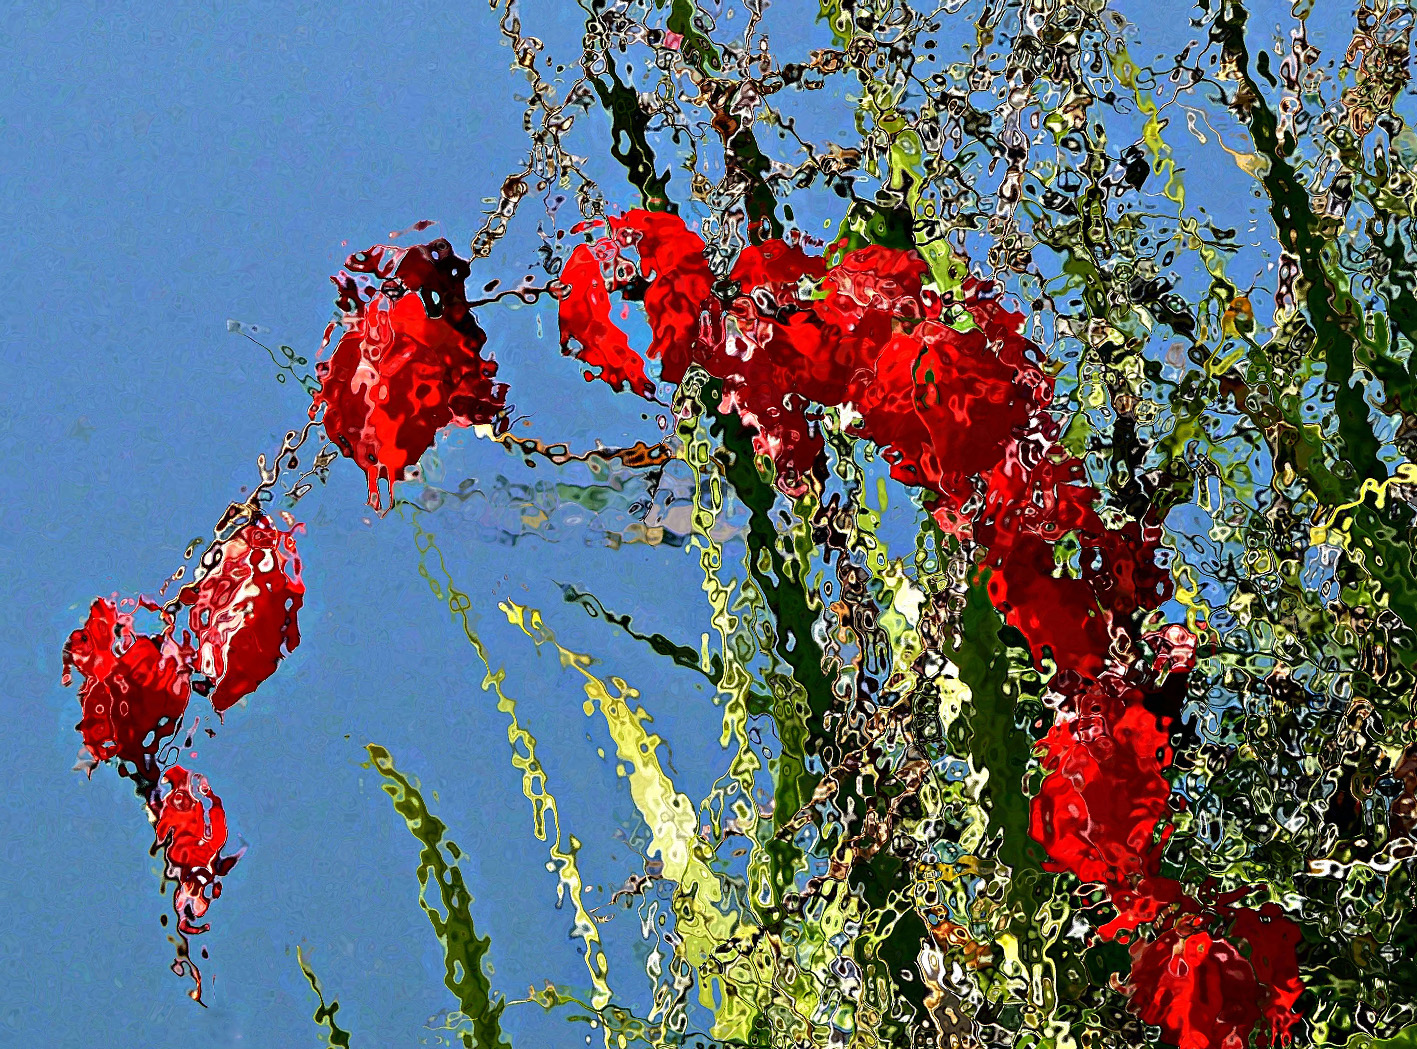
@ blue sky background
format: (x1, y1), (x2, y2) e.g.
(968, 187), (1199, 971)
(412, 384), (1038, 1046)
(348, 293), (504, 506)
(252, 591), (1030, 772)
(0, 2), (761, 1045)
(0, 0), (1330, 1045)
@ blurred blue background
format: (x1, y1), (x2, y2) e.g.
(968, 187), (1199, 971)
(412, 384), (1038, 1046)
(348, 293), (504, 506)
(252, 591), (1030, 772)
(0, 2), (758, 1045)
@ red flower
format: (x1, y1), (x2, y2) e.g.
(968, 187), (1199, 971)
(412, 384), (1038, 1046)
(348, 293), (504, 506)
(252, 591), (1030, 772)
(971, 452), (1173, 677)
(987, 533), (1115, 677)
(313, 239), (508, 511)
(155, 765), (234, 938)
(854, 321), (1034, 503)
(557, 211), (718, 395)
(1128, 926), (1265, 1049)
(558, 239), (656, 396)
(62, 597), (193, 777)
(1226, 905), (1305, 1047)
(1125, 909), (1303, 1049)
(611, 211), (716, 384)
(1085, 519), (1175, 621)
(180, 515), (304, 713)
(978, 453), (1103, 549)
(1029, 681), (1173, 887)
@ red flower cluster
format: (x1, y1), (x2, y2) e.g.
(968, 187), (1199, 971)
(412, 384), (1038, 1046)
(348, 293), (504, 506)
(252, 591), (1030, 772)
(62, 513), (303, 1000)
(556, 210), (1304, 1048)
(558, 211), (1046, 498)
(63, 515), (304, 768)
(312, 238), (509, 512)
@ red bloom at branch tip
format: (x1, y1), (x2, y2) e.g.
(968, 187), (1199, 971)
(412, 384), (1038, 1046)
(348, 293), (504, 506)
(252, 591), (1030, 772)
(180, 514), (304, 714)
(62, 597), (193, 777)
(313, 238), (508, 512)
(155, 765), (235, 939)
